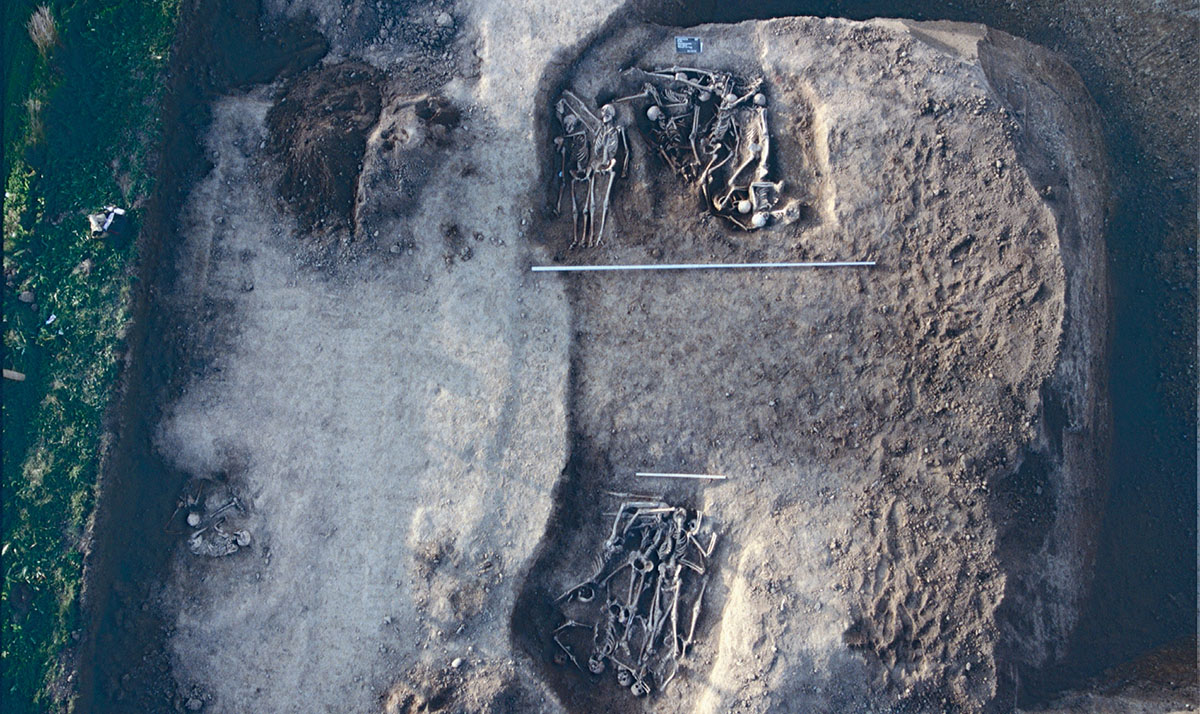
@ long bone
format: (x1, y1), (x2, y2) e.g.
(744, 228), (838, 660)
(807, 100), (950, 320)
(656, 653), (681, 690)
(553, 136), (568, 213)
(669, 574), (682, 658)
(584, 173), (596, 246)
(552, 624), (586, 671)
(559, 90), (600, 133)
(647, 67), (730, 95)
(608, 501), (669, 545)
(680, 576), (709, 660)
(567, 145), (591, 247)
(603, 491), (662, 500)
(691, 531), (718, 561)
(554, 635), (582, 670)
(595, 167), (616, 246)
(639, 575), (672, 664)
(191, 498), (243, 535)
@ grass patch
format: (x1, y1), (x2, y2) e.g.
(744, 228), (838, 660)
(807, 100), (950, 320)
(3, 0), (179, 711)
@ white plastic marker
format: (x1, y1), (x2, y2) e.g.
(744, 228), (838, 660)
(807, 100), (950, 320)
(637, 472), (727, 480)
(532, 261), (874, 273)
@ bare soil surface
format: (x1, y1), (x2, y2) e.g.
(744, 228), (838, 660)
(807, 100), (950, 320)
(514, 16), (1105, 714)
(74, 0), (1195, 713)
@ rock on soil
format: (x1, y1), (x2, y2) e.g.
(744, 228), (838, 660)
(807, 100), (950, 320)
(152, 5), (1107, 714)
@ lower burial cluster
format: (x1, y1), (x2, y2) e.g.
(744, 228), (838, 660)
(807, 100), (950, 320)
(549, 499), (718, 697)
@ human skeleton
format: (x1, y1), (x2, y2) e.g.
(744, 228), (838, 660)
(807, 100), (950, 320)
(553, 91), (629, 248)
(550, 499), (717, 697)
(617, 66), (787, 231)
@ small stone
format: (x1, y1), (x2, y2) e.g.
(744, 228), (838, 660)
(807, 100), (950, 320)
(186, 698), (203, 711)
(451, 657), (463, 669)
(435, 12), (453, 28)
(186, 512), (201, 527)
(18, 291), (34, 303)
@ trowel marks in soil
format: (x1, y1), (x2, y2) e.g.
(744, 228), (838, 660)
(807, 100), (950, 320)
(517, 16), (1106, 713)
(266, 62), (382, 233)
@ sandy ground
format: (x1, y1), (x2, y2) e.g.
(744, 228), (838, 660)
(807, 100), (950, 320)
(153, 2), (604, 711)
(134, 3), (1123, 714)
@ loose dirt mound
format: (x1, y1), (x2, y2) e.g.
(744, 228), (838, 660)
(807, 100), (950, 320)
(266, 62), (382, 233)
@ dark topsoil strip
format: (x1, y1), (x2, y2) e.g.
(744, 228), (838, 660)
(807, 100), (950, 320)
(74, 1), (326, 711)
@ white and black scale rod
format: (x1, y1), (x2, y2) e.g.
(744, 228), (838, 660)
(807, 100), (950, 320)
(531, 261), (875, 273)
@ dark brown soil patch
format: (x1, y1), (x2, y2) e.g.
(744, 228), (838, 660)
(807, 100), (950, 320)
(176, 0), (327, 95)
(266, 62), (383, 233)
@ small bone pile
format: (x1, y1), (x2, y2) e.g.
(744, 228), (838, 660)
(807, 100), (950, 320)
(618, 67), (786, 231)
(552, 91), (629, 248)
(551, 500), (717, 697)
(169, 480), (252, 558)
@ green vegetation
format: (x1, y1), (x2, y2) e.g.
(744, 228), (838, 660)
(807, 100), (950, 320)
(3, 1), (179, 710)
